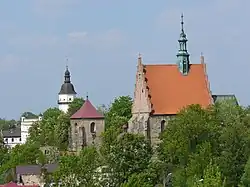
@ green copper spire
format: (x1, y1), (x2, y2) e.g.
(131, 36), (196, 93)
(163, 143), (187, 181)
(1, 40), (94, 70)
(177, 14), (190, 75)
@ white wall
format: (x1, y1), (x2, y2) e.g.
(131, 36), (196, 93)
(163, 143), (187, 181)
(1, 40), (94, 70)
(4, 137), (21, 148)
(58, 94), (76, 113)
(21, 116), (42, 144)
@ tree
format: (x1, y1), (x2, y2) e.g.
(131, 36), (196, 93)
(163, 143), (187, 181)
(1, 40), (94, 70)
(103, 133), (153, 186)
(0, 143), (45, 175)
(188, 161), (225, 187)
(105, 96), (133, 129)
(67, 97), (84, 117)
(22, 112), (38, 119)
(241, 156), (250, 186)
(54, 146), (100, 187)
(159, 101), (250, 186)
(159, 105), (220, 170)
(214, 101), (250, 186)
(54, 113), (70, 151)
(28, 108), (65, 147)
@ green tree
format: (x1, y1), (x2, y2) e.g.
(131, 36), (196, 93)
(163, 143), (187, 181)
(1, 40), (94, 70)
(215, 102), (250, 186)
(159, 105), (220, 170)
(240, 156), (250, 186)
(105, 96), (132, 129)
(54, 146), (100, 187)
(0, 143), (45, 175)
(22, 111), (38, 119)
(103, 133), (153, 186)
(54, 113), (70, 151)
(67, 97), (84, 117)
(188, 161), (225, 187)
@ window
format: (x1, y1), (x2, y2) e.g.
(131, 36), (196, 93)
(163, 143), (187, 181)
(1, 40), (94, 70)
(69, 98), (72, 101)
(11, 138), (14, 142)
(90, 122), (96, 133)
(19, 138), (21, 142)
(74, 123), (78, 133)
(5, 138), (7, 142)
(161, 120), (166, 133)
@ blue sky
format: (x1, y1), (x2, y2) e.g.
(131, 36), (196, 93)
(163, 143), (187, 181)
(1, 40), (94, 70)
(0, 0), (248, 119)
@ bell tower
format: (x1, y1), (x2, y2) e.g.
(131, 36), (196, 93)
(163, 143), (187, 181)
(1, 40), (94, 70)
(58, 66), (77, 113)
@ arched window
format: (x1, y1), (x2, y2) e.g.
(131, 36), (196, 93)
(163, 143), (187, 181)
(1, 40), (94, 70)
(161, 120), (166, 133)
(90, 122), (96, 133)
(74, 123), (78, 133)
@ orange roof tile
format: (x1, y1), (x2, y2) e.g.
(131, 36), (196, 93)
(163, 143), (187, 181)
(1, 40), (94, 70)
(144, 64), (213, 115)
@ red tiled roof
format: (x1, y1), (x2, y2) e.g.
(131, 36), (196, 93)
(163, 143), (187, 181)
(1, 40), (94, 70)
(0, 182), (38, 187)
(144, 64), (213, 114)
(70, 99), (104, 119)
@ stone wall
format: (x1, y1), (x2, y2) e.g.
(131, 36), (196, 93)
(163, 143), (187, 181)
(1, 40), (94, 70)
(70, 118), (105, 151)
(21, 174), (43, 186)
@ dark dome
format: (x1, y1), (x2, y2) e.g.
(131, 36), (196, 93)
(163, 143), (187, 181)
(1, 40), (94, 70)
(59, 66), (77, 95)
(59, 83), (77, 94)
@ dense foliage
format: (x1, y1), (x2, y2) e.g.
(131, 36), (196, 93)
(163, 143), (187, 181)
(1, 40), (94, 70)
(1, 96), (250, 186)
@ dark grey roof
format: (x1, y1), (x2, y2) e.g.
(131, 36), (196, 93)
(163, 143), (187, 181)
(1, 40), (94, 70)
(59, 67), (77, 95)
(212, 94), (239, 105)
(2, 127), (21, 138)
(59, 82), (77, 94)
(16, 163), (58, 175)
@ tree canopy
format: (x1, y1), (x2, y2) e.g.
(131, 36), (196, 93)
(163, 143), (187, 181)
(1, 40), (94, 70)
(2, 96), (250, 186)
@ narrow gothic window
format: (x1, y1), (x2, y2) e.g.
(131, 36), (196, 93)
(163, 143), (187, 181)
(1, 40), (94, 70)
(90, 122), (96, 133)
(161, 120), (166, 133)
(81, 127), (86, 147)
(74, 123), (78, 133)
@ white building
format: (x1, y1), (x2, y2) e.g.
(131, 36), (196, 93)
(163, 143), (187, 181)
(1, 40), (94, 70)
(2, 127), (22, 148)
(21, 115), (42, 144)
(58, 66), (77, 113)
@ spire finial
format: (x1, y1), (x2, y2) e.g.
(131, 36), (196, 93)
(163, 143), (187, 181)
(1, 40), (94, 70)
(86, 92), (89, 100)
(181, 13), (184, 32)
(138, 52), (141, 58)
(65, 56), (68, 68)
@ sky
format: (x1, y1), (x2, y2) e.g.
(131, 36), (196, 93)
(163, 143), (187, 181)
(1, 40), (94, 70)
(0, 0), (249, 119)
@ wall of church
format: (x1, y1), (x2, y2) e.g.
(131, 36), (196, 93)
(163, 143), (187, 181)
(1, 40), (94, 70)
(70, 118), (105, 151)
(148, 115), (173, 147)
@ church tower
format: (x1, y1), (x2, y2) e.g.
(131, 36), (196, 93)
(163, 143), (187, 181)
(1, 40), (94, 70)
(176, 14), (190, 75)
(58, 66), (77, 113)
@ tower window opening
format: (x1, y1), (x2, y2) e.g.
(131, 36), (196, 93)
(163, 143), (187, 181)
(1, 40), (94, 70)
(161, 120), (166, 133)
(74, 123), (78, 134)
(90, 122), (96, 133)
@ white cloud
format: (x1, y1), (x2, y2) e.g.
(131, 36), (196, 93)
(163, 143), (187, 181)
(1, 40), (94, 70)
(8, 35), (60, 48)
(32, 0), (80, 18)
(68, 32), (88, 42)
(0, 54), (22, 71)
(67, 29), (125, 51)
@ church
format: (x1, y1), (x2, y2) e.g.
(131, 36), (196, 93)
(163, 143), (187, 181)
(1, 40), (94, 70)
(128, 15), (238, 146)
(58, 66), (105, 152)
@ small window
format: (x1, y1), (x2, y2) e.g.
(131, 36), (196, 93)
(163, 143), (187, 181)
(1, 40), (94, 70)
(19, 138), (21, 142)
(69, 98), (72, 101)
(11, 138), (14, 142)
(5, 138), (7, 142)
(161, 120), (166, 133)
(90, 122), (96, 133)
(74, 123), (78, 133)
